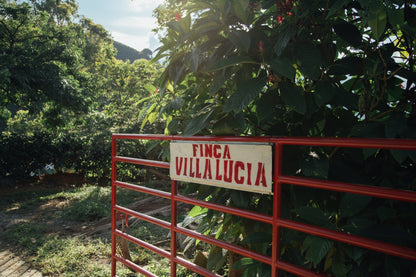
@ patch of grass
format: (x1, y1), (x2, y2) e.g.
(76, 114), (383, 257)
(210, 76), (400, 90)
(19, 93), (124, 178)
(5, 223), (45, 252)
(35, 236), (136, 277)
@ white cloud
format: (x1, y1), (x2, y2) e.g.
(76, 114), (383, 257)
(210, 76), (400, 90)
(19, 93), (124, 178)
(111, 31), (160, 51)
(111, 16), (158, 31)
(127, 0), (163, 13)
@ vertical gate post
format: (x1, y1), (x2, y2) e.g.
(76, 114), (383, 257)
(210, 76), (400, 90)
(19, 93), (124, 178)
(272, 142), (283, 277)
(170, 180), (178, 276)
(111, 137), (117, 277)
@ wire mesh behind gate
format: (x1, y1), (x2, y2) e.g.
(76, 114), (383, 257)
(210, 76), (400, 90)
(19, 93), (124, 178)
(111, 134), (416, 277)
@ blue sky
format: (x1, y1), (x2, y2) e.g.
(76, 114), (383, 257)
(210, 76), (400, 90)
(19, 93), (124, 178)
(77, 0), (163, 52)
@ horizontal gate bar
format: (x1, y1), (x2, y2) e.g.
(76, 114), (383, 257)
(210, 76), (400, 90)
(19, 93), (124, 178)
(174, 194), (273, 224)
(114, 180), (171, 199)
(114, 254), (157, 277)
(278, 218), (416, 261)
(116, 224), (221, 277)
(112, 134), (416, 277)
(114, 205), (171, 230)
(275, 260), (325, 277)
(115, 229), (171, 260)
(175, 225), (272, 265)
(279, 175), (416, 203)
(274, 137), (416, 150)
(173, 256), (221, 277)
(112, 134), (416, 150)
(113, 156), (170, 169)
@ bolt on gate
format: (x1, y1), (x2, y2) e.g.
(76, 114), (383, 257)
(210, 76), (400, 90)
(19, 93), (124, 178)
(111, 134), (416, 276)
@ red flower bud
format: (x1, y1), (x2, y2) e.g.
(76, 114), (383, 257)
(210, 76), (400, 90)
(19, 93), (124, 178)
(258, 40), (264, 52)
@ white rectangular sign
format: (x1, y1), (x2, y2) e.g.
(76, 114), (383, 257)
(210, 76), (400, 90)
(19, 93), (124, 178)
(170, 141), (273, 194)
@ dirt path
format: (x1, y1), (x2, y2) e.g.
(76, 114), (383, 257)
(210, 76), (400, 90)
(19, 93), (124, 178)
(0, 241), (42, 277)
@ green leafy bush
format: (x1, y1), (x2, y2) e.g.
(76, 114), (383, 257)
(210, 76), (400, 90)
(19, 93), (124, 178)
(149, 0), (416, 275)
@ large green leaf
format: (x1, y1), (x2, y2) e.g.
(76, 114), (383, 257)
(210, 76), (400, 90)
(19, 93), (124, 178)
(333, 22), (362, 48)
(274, 24), (296, 57)
(368, 6), (387, 40)
(230, 0), (249, 23)
(295, 206), (329, 226)
(228, 30), (251, 53)
(184, 48), (200, 73)
(207, 246), (227, 272)
(279, 83), (307, 115)
(205, 55), (255, 72)
(314, 80), (335, 107)
(183, 108), (215, 136)
(188, 205), (208, 218)
(231, 257), (257, 270)
(302, 236), (334, 267)
(327, 56), (363, 75)
(224, 77), (267, 112)
(241, 232), (272, 245)
(256, 90), (279, 122)
(209, 72), (227, 96)
(230, 191), (250, 209)
(340, 194), (372, 218)
(326, 0), (350, 18)
(386, 5), (404, 30)
(270, 57), (295, 79)
(295, 42), (323, 79)
(166, 20), (184, 35)
(300, 154), (329, 179)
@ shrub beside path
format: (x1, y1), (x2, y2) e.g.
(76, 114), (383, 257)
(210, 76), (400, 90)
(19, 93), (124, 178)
(0, 241), (42, 277)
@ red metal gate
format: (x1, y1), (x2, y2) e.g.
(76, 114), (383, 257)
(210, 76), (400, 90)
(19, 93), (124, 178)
(111, 134), (416, 276)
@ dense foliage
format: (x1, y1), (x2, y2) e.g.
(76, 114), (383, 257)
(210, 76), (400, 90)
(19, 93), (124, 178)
(0, 0), (162, 181)
(148, 0), (416, 276)
(1, 0), (415, 275)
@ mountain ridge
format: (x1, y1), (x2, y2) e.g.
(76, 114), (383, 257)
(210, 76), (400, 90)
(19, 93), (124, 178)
(113, 41), (152, 62)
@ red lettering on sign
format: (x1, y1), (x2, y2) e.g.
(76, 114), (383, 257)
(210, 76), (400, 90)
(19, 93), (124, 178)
(223, 160), (234, 182)
(203, 159), (212, 179)
(255, 162), (267, 187)
(199, 144), (204, 156)
(189, 158), (195, 177)
(215, 159), (222, 181)
(205, 144), (213, 158)
(195, 158), (202, 178)
(246, 162), (252, 185)
(175, 157), (183, 175)
(223, 145), (231, 159)
(183, 157), (188, 176)
(192, 144), (198, 157)
(213, 145), (221, 158)
(234, 161), (245, 184)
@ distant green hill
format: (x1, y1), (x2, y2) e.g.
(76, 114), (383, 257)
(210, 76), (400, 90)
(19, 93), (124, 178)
(113, 41), (152, 62)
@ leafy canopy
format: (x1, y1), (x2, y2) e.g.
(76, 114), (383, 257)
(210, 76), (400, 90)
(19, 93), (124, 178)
(149, 0), (416, 276)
